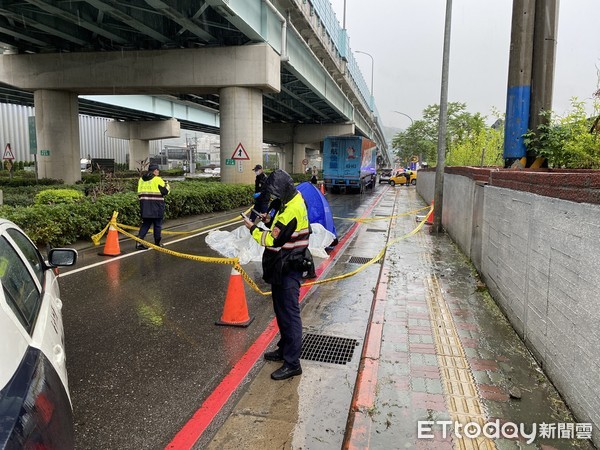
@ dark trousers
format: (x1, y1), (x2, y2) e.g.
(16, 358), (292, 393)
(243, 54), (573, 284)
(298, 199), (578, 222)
(138, 217), (163, 244)
(271, 271), (302, 369)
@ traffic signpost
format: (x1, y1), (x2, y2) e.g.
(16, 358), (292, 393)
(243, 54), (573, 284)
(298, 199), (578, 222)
(3, 143), (15, 179)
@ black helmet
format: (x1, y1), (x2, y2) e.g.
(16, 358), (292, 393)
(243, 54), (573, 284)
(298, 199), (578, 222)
(264, 169), (297, 204)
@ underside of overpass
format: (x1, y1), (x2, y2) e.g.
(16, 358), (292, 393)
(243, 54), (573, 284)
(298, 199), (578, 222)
(0, 0), (388, 183)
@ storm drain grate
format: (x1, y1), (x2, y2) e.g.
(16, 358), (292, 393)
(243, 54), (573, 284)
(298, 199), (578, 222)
(366, 228), (385, 233)
(348, 256), (380, 265)
(300, 333), (359, 365)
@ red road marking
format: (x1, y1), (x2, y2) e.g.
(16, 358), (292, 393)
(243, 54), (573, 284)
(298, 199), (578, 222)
(166, 188), (387, 449)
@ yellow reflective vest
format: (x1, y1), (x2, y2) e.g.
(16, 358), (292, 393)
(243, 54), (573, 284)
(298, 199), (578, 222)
(137, 174), (169, 218)
(250, 192), (309, 284)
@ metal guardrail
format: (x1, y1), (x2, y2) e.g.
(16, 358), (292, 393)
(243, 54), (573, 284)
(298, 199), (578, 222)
(308, 0), (373, 112)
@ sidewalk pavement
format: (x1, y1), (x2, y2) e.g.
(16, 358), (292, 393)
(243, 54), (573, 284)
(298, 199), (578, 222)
(205, 186), (593, 450)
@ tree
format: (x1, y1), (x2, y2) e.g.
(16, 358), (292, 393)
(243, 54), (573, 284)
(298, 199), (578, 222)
(391, 102), (489, 166)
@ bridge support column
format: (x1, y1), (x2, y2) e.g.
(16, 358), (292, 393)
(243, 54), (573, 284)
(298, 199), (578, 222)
(220, 86), (263, 184)
(107, 118), (180, 170)
(129, 139), (150, 171)
(34, 90), (81, 184)
(280, 143), (306, 174)
(292, 143), (307, 174)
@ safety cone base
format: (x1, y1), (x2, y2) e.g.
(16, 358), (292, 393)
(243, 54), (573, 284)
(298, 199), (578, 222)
(99, 226), (121, 256)
(215, 316), (254, 328)
(216, 268), (253, 327)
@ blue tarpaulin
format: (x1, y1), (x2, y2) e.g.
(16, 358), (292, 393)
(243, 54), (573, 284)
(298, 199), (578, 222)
(297, 182), (337, 239)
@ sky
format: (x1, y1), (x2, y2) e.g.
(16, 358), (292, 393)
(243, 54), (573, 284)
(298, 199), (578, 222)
(327, 0), (600, 130)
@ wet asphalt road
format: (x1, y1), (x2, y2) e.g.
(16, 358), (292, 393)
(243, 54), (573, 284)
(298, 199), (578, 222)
(58, 186), (385, 449)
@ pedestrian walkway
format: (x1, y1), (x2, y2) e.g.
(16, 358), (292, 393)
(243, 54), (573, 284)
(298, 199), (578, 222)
(205, 186), (594, 450)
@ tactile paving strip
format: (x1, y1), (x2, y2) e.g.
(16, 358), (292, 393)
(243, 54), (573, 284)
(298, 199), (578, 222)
(424, 274), (496, 450)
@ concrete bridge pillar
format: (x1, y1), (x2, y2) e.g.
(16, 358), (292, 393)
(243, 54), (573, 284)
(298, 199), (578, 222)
(34, 90), (81, 184)
(280, 143), (306, 174)
(292, 143), (307, 174)
(107, 118), (180, 170)
(220, 86), (263, 184)
(129, 139), (150, 171)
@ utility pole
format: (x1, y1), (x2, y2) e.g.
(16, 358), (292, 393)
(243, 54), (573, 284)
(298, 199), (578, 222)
(528, 0), (559, 167)
(503, 0), (536, 167)
(432, 0), (453, 234)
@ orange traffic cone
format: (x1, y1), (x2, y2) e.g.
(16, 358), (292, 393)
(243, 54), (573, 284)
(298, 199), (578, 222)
(216, 267), (254, 327)
(98, 225), (121, 256)
(425, 200), (434, 225)
(320, 182), (326, 195)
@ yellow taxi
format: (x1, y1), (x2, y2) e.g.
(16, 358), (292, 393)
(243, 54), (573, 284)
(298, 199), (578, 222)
(389, 170), (417, 186)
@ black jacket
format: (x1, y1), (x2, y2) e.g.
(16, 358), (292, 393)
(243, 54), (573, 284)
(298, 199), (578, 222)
(254, 172), (270, 206)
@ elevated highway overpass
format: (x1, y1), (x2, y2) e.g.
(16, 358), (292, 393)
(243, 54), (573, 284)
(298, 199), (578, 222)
(0, 0), (390, 183)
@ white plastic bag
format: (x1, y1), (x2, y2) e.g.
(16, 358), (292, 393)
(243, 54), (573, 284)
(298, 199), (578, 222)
(307, 223), (336, 259)
(205, 223), (335, 264)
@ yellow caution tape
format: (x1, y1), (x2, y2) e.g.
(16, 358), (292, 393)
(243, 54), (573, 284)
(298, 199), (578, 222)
(302, 205), (431, 288)
(91, 211), (118, 246)
(333, 205), (429, 223)
(91, 204), (432, 297)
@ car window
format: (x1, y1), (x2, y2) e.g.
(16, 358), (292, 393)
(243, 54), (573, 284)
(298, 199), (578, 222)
(0, 236), (41, 334)
(7, 228), (45, 284)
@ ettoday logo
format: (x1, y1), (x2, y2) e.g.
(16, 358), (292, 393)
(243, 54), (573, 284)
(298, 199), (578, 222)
(417, 420), (593, 444)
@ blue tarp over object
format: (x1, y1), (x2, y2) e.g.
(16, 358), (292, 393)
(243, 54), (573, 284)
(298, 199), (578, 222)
(297, 182), (337, 238)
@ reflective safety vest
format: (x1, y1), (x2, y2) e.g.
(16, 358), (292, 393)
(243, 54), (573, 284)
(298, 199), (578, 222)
(137, 175), (169, 218)
(251, 192), (309, 250)
(251, 192), (309, 284)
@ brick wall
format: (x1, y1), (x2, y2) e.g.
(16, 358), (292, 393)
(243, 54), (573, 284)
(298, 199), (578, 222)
(417, 167), (600, 445)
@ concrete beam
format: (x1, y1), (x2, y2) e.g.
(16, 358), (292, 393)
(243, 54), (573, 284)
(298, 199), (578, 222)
(107, 118), (180, 140)
(0, 44), (280, 94)
(263, 123), (354, 144)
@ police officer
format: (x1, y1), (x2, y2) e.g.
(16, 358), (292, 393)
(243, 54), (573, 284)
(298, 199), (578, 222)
(243, 169), (309, 380)
(136, 164), (170, 249)
(251, 164), (269, 221)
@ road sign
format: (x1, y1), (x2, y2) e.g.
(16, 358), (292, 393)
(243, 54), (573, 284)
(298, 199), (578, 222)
(3, 144), (14, 160)
(302, 158), (309, 166)
(40, 149), (50, 156)
(28, 116), (37, 155)
(231, 143), (250, 160)
(237, 160), (243, 172)
(225, 159), (235, 166)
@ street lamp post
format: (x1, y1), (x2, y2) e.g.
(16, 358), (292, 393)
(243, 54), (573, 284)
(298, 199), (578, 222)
(393, 111), (422, 168)
(355, 50), (374, 99)
(393, 111), (414, 127)
(355, 50), (374, 111)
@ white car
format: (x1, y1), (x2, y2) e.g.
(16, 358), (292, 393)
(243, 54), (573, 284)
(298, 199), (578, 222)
(0, 219), (77, 449)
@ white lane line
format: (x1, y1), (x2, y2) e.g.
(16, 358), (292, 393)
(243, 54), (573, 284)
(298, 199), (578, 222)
(60, 223), (237, 277)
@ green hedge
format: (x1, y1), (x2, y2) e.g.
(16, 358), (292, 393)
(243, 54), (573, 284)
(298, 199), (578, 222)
(0, 181), (254, 246)
(1, 185), (87, 207)
(0, 177), (63, 187)
(35, 189), (84, 205)
(291, 172), (313, 183)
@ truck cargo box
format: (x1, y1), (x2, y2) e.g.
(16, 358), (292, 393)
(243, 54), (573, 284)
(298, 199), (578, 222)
(322, 136), (377, 193)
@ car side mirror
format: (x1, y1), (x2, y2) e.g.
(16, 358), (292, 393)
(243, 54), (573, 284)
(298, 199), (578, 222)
(47, 248), (78, 267)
